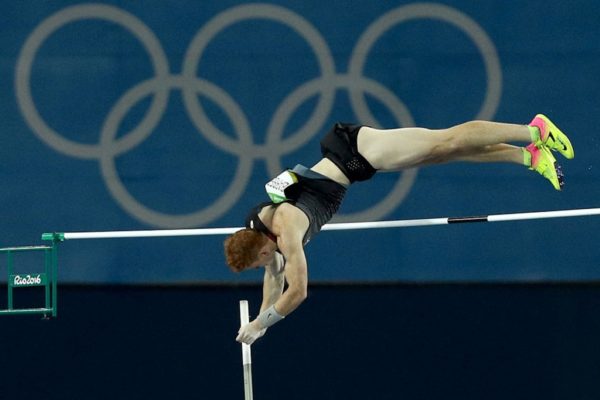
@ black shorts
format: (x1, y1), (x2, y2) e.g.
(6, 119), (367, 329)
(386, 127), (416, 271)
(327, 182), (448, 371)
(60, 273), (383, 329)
(320, 122), (377, 183)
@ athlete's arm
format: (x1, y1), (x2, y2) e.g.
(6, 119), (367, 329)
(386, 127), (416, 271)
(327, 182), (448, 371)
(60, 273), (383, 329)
(268, 204), (308, 317)
(260, 252), (285, 312)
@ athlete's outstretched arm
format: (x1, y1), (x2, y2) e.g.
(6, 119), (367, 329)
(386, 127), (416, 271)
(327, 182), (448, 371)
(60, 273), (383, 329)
(266, 203), (309, 316)
(235, 253), (285, 344)
(260, 252), (285, 312)
(271, 236), (308, 316)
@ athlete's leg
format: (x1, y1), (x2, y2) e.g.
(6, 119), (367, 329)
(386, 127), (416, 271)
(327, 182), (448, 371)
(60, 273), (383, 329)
(451, 144), (524, 164)
(448, 135), (566, 191)
(357, 121), (531, 171)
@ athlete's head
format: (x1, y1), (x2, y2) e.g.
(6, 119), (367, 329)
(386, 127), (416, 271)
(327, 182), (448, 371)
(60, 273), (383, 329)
(224, 228), (270, 272)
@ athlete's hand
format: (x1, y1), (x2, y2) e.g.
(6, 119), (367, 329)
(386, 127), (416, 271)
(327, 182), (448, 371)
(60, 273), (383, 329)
(236, 319), (266, 345)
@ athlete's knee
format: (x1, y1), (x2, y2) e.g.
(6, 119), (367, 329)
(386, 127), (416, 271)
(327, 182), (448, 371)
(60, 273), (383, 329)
(442, 121), (485, 152)
(427, 121), (481, 162)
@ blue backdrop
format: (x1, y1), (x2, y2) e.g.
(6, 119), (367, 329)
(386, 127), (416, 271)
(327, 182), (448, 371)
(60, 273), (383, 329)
(1, 0), (599, 283)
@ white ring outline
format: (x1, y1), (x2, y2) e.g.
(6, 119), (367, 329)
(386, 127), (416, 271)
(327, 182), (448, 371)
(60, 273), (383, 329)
(349, 2), (502, 123)
(181, 3), (337, 158)
(15, 3), (170, 159)
(99, 76), (253, 228)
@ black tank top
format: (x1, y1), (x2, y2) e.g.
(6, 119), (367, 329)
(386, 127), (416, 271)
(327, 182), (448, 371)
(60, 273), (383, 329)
(245, 165), (347, 245)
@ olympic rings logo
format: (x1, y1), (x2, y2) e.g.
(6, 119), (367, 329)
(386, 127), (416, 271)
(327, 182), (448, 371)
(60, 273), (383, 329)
(15, 3), (501, 228)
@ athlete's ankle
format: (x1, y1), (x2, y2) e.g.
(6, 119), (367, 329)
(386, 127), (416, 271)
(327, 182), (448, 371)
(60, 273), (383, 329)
(527, 125), (541, 143)
(522, 147), (531, 167)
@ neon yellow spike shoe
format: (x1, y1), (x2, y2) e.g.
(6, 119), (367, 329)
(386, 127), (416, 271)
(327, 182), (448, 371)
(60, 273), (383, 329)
(529, 114), (575, 159)
(524, 143), (564, 190)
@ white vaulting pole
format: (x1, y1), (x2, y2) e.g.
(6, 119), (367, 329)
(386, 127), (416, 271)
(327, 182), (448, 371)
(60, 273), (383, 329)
(41, 207), (600, 240)
(239, 300), (254, 400)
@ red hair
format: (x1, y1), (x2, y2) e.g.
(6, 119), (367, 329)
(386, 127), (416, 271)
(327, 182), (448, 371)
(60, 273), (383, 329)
(223, 229), (268, 272)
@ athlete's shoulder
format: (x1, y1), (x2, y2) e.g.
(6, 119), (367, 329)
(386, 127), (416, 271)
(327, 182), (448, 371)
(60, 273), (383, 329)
(271, 202), (309, 234)
(273, 202), (305, 218)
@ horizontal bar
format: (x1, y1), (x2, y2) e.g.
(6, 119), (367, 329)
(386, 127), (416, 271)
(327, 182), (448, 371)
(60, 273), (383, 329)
(0, 308), (53, 315)
(322, 217), (449, 230)
(40, 207), (600, 240)
(62, 227), (240, 240)
(0, 245), (52, 252)
(487, 208), (600, 222)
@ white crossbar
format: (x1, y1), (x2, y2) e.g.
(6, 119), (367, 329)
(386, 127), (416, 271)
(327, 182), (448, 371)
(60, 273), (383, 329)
(45, 207), (600, 241)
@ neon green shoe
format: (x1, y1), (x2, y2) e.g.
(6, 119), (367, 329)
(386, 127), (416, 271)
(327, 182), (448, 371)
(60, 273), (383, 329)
(529, 114), (575, 159)
(525, 143), (564, 191)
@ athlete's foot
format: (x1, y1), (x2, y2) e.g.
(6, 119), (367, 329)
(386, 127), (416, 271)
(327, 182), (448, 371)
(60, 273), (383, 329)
(525, 143), (564, 191)
(529, 114), (575, 159)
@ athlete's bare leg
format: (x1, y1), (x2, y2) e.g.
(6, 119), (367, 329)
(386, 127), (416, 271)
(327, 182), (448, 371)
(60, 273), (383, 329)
(357, 121), (530, 171)
(454, 144), (523, 164)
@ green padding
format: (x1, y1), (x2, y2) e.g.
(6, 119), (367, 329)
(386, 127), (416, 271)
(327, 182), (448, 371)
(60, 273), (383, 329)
(41, 232), (65, 241)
